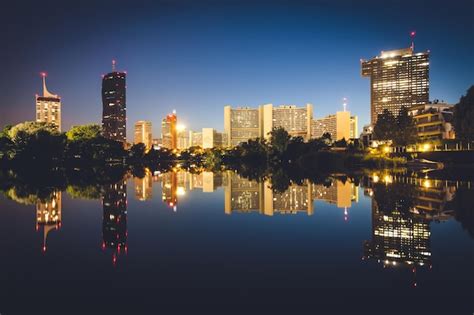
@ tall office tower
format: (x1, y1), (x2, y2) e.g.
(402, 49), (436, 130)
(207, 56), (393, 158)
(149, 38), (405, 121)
(36, 73), (61, 131)
(262, 104), (313, 140)
(102, 60), (126, 143)
(224, 106), (261, 147)
(102, 181), (127, 264)
(134, 120), (153, 151)
(162, 111), (177, 150)
(311, 111), (353, 140)
(36, 191), (62, 252)
(361, 46), (429, 124)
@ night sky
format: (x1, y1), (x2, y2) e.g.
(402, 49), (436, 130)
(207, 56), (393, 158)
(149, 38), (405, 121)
(1, 0), (473, 140)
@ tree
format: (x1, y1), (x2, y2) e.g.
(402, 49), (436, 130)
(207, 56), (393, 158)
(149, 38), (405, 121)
(66, 124), (101, 141)
(7, 121), (59, 141)
(373, 109), (397, 141)
(453, 85), (474, 141)
(129, 143), (146, 160)
(394, 106), (417, 146)
(269, 127), (290, 155)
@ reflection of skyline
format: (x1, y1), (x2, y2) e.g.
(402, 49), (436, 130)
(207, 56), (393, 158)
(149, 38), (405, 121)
(102, 181), (128, 265)
(134, 168), (153, 201)
(36, 191), (62, 253)
(361, 174), (469, 285)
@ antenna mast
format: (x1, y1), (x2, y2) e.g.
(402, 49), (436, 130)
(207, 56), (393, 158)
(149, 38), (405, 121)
(410, 31), (416, 51)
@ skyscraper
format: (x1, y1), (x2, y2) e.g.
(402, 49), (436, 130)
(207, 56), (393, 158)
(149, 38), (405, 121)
(134, 120), (152, 151)
(161, 111), (177, 150)
(102, 60), (126, 143)
(361, 46), (429, 124)
(36, 73), (61, 131)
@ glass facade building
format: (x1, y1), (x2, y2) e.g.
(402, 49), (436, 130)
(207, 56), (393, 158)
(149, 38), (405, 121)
(102, 63), (126, 143)
(361, 47), (429, 124)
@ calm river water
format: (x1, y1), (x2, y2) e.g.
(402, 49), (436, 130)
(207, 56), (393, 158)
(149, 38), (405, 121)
(0, 170), (472, 314)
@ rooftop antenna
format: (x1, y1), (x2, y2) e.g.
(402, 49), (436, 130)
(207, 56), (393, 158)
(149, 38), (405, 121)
(342, 97), (348, 112)
(410, 31), (416, 51)
(112, 59), (116, 72)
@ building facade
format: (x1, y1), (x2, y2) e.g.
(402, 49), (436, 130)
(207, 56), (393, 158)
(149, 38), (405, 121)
(102, 61), (126, 143)
(409, 102), (455, 141)
(262, 104), (313, 140)
(36, 73), (61, 131)
(134, 120), (152, 151)
(162, 111), (177, 150)
(224, 106), (261, 147)
(361, 47), (429, 124)
(312, 111), (356, 141)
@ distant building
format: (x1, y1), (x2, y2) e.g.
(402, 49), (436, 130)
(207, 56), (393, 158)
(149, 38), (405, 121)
(224, 106), (261, 147)
(102, 60), (126, 143)
(202, 128), (226, 148)
(262, 104), (313, 140)
(409, 102), (455, 141)
(189, 130), (203, 147)
(361, 46), (429, 124)
(162, 111), (177, 150)
(36, 73), (61, 131)
(312, 111), (355, 141)
(177, 128), (189, 150)
(350, 116), (358, 139)
(360, 124), (374, 147)
(134, 120), (152, 151)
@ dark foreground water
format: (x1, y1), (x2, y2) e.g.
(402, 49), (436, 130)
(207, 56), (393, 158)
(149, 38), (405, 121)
(0, 170), (472, 314)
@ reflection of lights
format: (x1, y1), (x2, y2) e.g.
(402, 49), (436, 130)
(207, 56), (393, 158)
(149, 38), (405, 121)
(383, 175), (392, 184)
(422, 143), (431, 152)
(423, 180), (431, 188)
(372, 173), (379, 183)
(176, 187), (186, 196)
(383, 146), (390, 153)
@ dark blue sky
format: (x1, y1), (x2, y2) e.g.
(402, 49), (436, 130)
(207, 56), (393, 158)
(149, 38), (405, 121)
(1, 0), (473, 139)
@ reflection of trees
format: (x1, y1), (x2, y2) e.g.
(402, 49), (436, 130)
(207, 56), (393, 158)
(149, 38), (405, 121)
(372, 182), (415, 217)
(449, 188), (474, 239)
(0, 165), (128, 204)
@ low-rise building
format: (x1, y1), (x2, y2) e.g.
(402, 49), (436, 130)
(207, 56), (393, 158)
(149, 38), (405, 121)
(409, 102), (455, 141)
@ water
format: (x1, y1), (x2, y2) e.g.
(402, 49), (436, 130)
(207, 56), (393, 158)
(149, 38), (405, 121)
(0, 170), (472, 314)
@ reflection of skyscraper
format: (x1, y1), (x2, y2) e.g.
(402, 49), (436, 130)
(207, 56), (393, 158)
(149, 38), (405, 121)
(223, 172), (314, 216)
(363, 199), (431, 268)
(102, 181), (127, 265)
(134, 168), (153, 201)
(102, 60), (126, 143)
(36, 73), (61, 131)
(36, 191), (62, 252)
(162, 171), (178, 210)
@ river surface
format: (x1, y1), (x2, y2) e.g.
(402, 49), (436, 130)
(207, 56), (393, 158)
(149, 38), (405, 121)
(0, 170), (472, 314)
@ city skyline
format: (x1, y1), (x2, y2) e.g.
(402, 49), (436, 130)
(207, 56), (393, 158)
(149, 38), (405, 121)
(1, 1), (472, 141)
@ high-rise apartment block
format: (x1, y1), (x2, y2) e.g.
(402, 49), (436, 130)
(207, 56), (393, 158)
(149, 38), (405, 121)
(36, 73), (61, 131)
(262, 104), (313, 140)
(102, 60), (126, 143)
(361, 47), (429, 124)
(224, 106), (261, 147)
(134, 120), (152, 151)
(312, 111), (357, 141)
